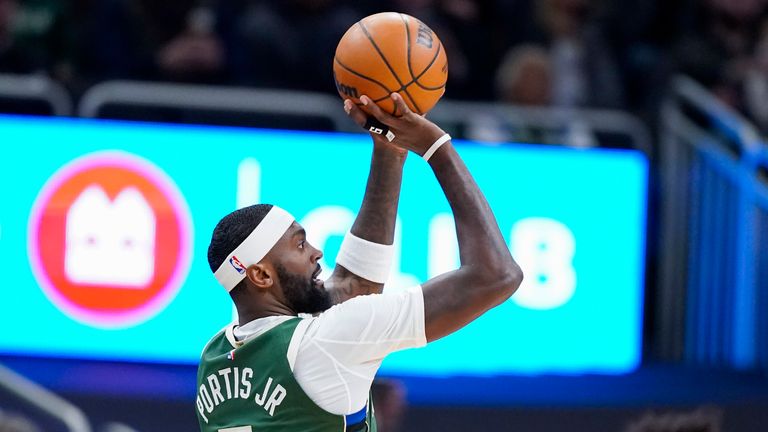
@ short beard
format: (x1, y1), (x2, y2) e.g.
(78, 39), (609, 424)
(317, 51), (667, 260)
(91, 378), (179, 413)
(276, 264), (332, 314)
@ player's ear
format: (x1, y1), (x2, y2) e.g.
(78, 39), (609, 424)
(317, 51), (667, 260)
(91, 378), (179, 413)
(246, 264), (273, 290)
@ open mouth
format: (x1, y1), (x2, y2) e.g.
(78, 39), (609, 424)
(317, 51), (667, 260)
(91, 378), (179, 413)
(311, 266), (324, 288)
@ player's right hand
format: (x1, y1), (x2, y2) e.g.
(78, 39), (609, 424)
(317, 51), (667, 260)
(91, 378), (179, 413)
(345, 93), (446, 157)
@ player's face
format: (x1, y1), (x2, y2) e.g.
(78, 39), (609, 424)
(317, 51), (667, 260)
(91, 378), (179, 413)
(274, 223), (331, 314)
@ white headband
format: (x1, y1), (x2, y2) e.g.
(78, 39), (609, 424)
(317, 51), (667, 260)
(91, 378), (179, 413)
(214, 206), (295, 292)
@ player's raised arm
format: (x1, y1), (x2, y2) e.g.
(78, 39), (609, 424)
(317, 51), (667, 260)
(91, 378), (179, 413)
(346, 93), (523, 342)
(324, 99), (407, 304)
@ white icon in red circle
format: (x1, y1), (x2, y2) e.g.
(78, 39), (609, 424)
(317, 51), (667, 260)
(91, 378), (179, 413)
(28, 151), (193, 328)
(66, 185), (157, 287)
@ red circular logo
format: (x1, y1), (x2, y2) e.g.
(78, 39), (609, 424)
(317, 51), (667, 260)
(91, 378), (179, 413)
(28, 151), (193, 328)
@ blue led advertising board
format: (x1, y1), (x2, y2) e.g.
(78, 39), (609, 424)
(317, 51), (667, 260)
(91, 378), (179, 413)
(0, 115), (647, 376)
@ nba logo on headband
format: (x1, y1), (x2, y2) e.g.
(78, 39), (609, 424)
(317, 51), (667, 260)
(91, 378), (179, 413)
(229, 256), (246, 274)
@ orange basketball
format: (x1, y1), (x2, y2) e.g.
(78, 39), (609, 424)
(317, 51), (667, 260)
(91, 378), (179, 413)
(333, 12), (448, 116)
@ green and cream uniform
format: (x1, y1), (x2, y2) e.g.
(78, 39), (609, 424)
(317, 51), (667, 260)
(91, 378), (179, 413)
(196, 286), (426, 432)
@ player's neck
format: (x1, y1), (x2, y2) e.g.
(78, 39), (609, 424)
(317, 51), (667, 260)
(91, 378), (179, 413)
(236, 301), (297, 325)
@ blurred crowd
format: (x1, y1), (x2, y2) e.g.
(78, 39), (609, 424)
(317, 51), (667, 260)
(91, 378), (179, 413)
(2, 0), (768, 130)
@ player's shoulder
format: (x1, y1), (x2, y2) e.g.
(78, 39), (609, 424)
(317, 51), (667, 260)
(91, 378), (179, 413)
(298, 285), (425, 346)
(199, 322), (236, 359)
(310, 286), (423, 326)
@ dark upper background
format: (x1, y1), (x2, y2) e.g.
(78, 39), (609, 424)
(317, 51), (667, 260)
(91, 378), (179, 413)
(2, 0), (768, 135)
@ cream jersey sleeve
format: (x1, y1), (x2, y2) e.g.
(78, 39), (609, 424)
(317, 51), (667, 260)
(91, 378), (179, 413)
(289, 285), (427, 416)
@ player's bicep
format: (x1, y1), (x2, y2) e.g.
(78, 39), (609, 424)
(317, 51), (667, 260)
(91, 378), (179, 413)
(422, 269), (507, 342)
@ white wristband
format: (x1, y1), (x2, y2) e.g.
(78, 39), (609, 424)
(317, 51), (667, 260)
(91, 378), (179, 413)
(335, 232), (394, 284)
(422, 133), (451, 162)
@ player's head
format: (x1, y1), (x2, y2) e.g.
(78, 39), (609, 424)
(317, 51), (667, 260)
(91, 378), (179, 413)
(207, 204), (332, 315)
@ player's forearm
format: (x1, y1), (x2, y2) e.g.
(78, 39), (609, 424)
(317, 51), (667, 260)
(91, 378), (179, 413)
(326, 142), (405, 303)
(349, 142), (406, 244)
(428, 142), (520, 283)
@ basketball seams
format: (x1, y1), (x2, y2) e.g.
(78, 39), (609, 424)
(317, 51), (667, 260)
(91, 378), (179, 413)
(400, 13), (417, 82)
(335, 57), (399, 115)
(399, 16), (446, 92)
(399, 13), (412, 117)
(411, 42), (446, 91)
(357, 21), (423, 114)
(386, 44), (447, 94)
(334, 57), (394, 96)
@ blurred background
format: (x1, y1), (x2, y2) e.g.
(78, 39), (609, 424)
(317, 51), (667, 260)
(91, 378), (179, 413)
(0, 0), (767, 431)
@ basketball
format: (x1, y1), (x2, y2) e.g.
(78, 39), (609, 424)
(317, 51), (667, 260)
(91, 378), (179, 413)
(333, 12), (448, 116)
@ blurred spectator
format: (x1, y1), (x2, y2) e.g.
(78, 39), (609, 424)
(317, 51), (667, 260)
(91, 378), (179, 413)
(0, 0), (31, 74)
(0, 0), (66, 75)
(80, 0), (227, 84)
(743, 13), (768, 131)
(674, 0), (768, 111)
(0, 410), (40, 432)
(623, 407), (723, 432)
(156, 6), (225, 82)
(542, 0), (624, 108)
(598, 0), (678, 119)
(471, 44), (555, 143)
(430, 0), (509, 99)
(495, 44), (552, 106)
(473, 42), (596, 146)
(508, 0), (624, 109)
(371, 379), (406, 432)
(11, 0), (77, 82)
(225, 0), (360, 91)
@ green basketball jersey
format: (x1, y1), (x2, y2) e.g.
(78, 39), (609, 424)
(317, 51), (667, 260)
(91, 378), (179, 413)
(196, 318), (377, 432)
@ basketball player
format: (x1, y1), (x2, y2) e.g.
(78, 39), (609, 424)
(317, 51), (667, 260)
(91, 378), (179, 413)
(196, 93), (523, 431)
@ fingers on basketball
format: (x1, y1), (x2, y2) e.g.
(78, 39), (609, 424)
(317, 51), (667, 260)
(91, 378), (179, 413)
(344, 99), (369, 127)
(389, 93), (412, 117)
(361, 95), (395, 126)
